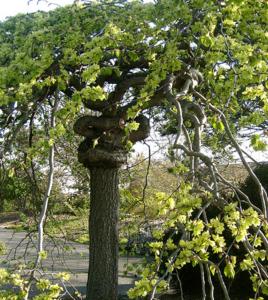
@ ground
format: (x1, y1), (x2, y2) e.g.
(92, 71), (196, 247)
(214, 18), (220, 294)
(0, 228), (143, 298)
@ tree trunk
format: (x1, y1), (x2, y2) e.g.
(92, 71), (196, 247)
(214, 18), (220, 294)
(0, 197), (4, 212)
(87, 167), (119, 300)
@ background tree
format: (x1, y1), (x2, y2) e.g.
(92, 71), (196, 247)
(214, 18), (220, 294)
(0, 0), (267, 299)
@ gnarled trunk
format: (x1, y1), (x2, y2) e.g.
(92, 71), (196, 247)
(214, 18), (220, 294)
(74, 107), (150, 300)
(87, 167), (119, 300)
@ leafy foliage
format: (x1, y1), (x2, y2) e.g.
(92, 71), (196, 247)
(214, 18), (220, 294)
(0, 267), (65, 300)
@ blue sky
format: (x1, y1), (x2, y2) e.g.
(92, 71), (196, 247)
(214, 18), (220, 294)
(0, 0), (74, 21)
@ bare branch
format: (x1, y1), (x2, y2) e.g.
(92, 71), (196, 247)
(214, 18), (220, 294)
(193, 89), (268, 219)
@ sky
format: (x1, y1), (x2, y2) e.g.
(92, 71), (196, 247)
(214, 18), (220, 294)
(0, 0), (74, 21)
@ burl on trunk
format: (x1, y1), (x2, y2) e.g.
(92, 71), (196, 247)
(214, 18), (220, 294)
(74, 114), (149, 300)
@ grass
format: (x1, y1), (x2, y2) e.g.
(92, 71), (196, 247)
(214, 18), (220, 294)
(0, 211), (89, 244)
(0, 211), (20, 225)
(0, 210), (146, 255)
(44, 213), (89, 244)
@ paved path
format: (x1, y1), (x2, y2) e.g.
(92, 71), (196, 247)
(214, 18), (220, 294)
(0, 228), (142, 298)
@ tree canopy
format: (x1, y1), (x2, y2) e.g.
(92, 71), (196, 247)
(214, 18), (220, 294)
(1, 0), (267, 154)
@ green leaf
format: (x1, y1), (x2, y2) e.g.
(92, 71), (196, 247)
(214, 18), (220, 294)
(80, 86), (106, 101)
(8, 168), (15, 178)
(250, 134), (267, 151)
(224, 261), (236, 278)
(39, 250), (47, 260)
(209, 265), (216, 276)
(200, 34), (214, 48)
(167, 197), (175, 210)
(126, 121), (140, 132)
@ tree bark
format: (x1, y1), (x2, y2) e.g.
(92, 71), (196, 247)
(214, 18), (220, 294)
(87, 167), (119, 300)
(0, 197), (4, 212)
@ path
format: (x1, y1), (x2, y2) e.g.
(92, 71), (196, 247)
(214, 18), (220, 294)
(0, 228), (142, 298)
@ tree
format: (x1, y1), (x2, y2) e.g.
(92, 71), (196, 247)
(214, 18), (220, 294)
(0, 0), (267, 299)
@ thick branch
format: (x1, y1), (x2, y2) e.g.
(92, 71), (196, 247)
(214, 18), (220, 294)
(78, 147), (126, 168)
(74, 115), (123, 136)
(83, 74), (146, 112)
(128, 115), (150, 143)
